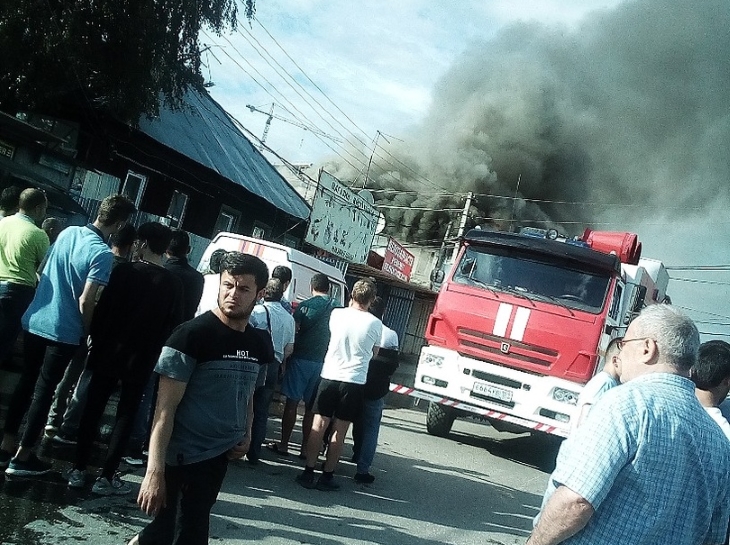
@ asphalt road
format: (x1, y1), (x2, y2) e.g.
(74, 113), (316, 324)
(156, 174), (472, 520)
(0, 407), (560, 545)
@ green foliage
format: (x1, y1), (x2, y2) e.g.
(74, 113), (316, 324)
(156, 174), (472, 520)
(0, 0), (256, 123)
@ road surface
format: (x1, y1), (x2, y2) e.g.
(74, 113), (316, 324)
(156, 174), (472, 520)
(0, 407), (559, 544)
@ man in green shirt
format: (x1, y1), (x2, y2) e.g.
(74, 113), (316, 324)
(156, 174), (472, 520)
(268, 273), (335, 458)
(0, 188), (49, 365)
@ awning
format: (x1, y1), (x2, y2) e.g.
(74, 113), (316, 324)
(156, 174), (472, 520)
(0, 156), (87, 216)
(0, 111), (67, 145)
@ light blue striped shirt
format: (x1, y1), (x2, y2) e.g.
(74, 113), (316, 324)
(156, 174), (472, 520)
(542, 373), (730, 545)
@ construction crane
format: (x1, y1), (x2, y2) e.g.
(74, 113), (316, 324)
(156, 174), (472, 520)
(245, 104), (344, 147)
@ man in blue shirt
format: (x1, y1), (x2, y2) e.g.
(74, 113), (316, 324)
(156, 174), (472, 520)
(529, 305), (730, 545)
(2, 194), (135, 476)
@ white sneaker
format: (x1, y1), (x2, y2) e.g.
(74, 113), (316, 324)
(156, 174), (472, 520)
(64, 468), (86, 489)
(92, 474), (132, 495)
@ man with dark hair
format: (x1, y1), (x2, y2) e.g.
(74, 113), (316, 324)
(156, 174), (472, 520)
(111, 223), (138, 266)
(2, 194), (135, 475)
(67, 222), (184, 494)
(165, 229), (204, 321)
(297, 278), (381, 491)
(351, 296), (399, 483)
(0, 188), (49, 369)
(41, 217), (63, 245)
(529, 305), (730, 545)
(0, 185), (22, 218)
(691, 340), (730, 440)
(269, 272), (335, 458)
(247, 278), (295, 464)
(47, 223), (139, 443)
(131, 251), (272, 545)
(271, 265), (293, 313)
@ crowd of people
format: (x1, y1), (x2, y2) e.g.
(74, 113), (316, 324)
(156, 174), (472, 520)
(2, 186), (728, 545)
(0, 189), (401, 544)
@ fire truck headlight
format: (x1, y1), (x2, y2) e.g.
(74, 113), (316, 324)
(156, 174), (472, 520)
(422, 353), (445, 368)
(552, 387), (579, 405)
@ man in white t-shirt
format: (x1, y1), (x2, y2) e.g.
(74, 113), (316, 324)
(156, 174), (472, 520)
(691, 340), (730, 440)
(573, 337), (621, 430)
(296, 278), (381, 491)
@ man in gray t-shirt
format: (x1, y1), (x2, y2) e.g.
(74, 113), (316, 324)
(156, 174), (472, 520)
(132, 253), (271, 545)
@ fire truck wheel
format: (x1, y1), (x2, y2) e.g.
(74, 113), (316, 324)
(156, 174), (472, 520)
(426, 402), (456, 437)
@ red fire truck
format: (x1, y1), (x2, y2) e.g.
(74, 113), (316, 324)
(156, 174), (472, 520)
(397, 227), (669, 438)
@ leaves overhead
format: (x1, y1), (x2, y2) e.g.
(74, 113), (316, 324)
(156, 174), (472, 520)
(0, 0), (255, 123)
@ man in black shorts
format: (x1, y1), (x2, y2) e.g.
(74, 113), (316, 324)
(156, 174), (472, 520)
(297, 278), (381, 491)
(130, 252), (272, 545)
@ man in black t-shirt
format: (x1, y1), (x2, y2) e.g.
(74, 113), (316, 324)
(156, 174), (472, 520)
(68, 222), (184, 495)
(131, 252), (272, 545)
(164, 229), (204, 321)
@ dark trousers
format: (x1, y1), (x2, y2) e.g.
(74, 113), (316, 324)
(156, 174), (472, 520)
(4, 332), (77, 446)
(248, 384), (276, 460)
(138, 454), (229, 545)
(0, 282), (35, 364)
(75, 372), (147, 479)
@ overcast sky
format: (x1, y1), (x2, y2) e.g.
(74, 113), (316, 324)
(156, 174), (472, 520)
(204, 0), (730, 341)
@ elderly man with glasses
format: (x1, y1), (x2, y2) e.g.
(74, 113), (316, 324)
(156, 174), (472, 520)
(529, 305), (730, 545)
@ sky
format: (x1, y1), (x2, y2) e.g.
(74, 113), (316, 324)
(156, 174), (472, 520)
(204, 0), (730, 342)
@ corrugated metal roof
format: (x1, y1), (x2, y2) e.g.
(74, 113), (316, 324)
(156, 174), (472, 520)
(137, 89), (310, 220)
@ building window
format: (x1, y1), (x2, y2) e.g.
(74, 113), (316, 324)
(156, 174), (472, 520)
(214, 205), (240, 235)
(121, 171), (147, 208)
(252, 221), (270, 239)
(166, 190), (188, 228)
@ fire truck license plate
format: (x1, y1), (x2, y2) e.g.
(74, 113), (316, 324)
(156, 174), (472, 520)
(472, 381), (513, 402)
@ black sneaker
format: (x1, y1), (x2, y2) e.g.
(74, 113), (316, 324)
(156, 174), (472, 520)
(5, 453), (53, 477)
(354, 472), (375, 484)
(316, 476), (340, 491)
(295, 471), (316, 489)
(0, 450), (12, 469)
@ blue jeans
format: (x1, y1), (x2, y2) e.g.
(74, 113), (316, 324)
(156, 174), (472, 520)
(0, 282), (35, 363)
(353, 396), (385, 474)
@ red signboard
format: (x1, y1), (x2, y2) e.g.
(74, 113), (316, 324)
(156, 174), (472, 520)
(382, 237), (415, 282)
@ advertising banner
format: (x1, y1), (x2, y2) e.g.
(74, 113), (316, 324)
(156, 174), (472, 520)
(382, 237), (415, 282)
(305, 170), (379, 264)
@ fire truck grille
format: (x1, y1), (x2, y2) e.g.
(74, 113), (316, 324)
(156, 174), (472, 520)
(458, 328), (557, 367)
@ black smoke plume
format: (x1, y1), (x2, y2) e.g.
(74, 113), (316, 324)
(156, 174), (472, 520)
(323, 0), (730, 244)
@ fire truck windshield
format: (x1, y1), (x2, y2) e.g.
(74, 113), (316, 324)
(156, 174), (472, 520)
(452, 245), (611, 314)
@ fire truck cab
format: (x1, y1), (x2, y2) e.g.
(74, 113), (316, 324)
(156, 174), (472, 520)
(414, 228), (668, 438)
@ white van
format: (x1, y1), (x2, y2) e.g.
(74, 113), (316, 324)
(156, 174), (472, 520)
(196, 233), (346, 314)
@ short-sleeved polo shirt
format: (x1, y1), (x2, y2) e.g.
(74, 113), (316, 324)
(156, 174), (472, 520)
(22, 225), (113, 344)
(0, 214), (49, 287)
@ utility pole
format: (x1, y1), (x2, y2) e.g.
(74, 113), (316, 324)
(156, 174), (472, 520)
(451, 191), (474, 261)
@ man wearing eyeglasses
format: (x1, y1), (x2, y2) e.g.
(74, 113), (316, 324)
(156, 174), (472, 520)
(529, 305), (730, 545)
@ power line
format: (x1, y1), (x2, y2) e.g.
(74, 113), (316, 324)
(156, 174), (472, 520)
(236, 25), (361, 147)
(244, 20), (456, 196)
(254, 17), (371, 141)
(675, 305), (730, 322)
(670, 277), (730, 286)
(666, 266), (730, 271)
(202, 30), (367, 173)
